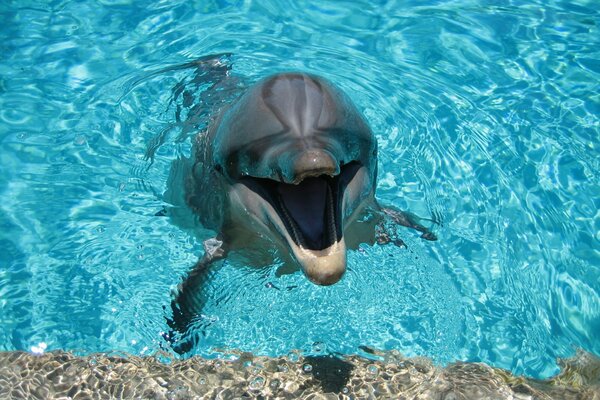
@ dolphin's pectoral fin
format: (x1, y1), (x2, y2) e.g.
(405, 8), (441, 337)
(375, 223), (407, 248)
(167, 237), (227, 354)
(379, 207), (439, 243)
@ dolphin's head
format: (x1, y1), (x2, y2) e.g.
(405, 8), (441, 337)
(212, 73), (377, 285)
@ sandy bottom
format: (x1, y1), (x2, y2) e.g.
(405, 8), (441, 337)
(0, 349), (599, 399)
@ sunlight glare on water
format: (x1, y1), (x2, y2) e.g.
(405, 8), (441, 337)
(0, 0), (598, 379)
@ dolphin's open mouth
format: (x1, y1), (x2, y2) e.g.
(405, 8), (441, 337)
(275, 175), (339, 250)
(240, 162), (361, 251)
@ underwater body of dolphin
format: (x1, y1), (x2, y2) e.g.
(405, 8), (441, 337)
(170, 72), (435, 341)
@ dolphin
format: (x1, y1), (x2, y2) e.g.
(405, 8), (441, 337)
(166, 71), (436, 345)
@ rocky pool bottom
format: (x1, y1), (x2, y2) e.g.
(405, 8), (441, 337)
(0, 350), (599, 399)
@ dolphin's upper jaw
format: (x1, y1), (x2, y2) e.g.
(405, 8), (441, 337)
(240, 162), (361, 285)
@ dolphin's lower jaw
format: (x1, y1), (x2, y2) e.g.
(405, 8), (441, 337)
(275, 172), (348, 285)
(235, 161), (365, 285)
(291, 240), (347, 285)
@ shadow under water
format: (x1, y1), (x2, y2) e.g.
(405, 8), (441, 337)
(0, 350), (598, 399)
(303, 355), (355, 393)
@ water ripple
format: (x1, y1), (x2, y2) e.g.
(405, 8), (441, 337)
(0, 0), (598, 380)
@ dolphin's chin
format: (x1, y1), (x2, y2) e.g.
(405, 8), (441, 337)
(291, 239), (347, 285)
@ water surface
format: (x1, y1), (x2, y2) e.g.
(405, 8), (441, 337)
(0, 0), (598, 379)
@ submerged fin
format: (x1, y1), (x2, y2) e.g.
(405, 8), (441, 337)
(377, 206), (439, 244)
(166, 237), (227, 354)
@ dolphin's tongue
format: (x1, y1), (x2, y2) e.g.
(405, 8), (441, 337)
(277, 177), (328, 248)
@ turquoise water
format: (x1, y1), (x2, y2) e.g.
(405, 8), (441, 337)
(0, 0), (598, 380)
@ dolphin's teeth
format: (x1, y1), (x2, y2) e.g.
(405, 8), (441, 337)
(278, 193), (306, 248)
(326, 183), (337, 244)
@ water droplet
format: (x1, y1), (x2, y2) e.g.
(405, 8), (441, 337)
(302, 363), (313, 373)
(199, 378), (206, 385)
(249, 376), (265, 390)
(88, 357), (97, 367)
(96, 226), (105, 234)
(342, 386), (349, 394)
(366, 364), (379, 378)
(287, 352), (299, 362)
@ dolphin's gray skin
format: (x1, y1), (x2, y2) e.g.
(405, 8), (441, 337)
(166, 70), (436, 349)
(187, 72), (378, 283)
